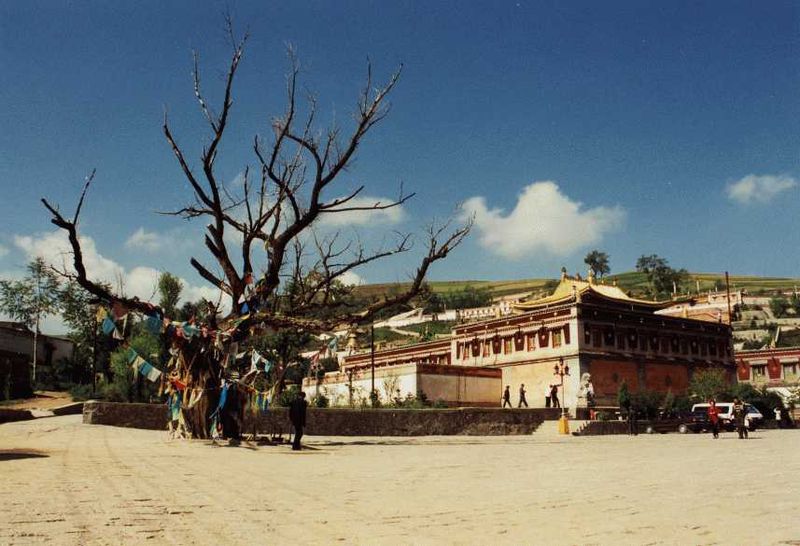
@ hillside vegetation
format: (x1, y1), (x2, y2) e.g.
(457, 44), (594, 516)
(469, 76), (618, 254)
(354, 272), (800, 302)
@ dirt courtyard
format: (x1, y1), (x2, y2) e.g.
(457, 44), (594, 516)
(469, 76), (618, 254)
(0, 416), (797, 545)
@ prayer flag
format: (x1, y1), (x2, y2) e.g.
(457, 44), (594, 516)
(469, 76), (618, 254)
(96, 306), (108, 323)
(250, 350), (263, 372)
(139, 361), (162, 382)
(126, 347), (139, 365)
(218, 383), (229, 410)
(101, 317), (116, 336)
(145, 314), (163, 335)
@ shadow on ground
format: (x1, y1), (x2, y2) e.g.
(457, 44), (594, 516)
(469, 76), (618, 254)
(0, 449), (49, 461)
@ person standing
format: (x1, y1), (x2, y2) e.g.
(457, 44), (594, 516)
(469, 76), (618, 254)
(518, 384), (528, 408)
(707, 399), (720, 439)
(733, 397), (748, 439)
(502, 385), (512, 408)
(550, 384), (560, 408)
(289, 391), (308, 451)
(544, 384), (551, 408)
(628, 406), (638, 436)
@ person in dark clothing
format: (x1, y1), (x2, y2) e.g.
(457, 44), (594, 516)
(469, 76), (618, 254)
(628, 406), (638, 436)
(732, 397), (748, 439)
(550, 384), (560, 408)
(289, 391), (308, 451)
(518, 384), (528, 408)
(502, 385), (512, 408)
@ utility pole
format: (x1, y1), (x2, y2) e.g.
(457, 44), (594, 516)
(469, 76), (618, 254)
(725, 271), (733, 326)
(370, 323), (376, 407)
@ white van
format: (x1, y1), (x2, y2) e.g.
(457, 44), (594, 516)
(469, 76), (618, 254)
(691, 403), (763, 431)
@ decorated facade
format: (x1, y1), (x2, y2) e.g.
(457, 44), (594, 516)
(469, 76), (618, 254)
(735, 346), (800, 386)
(308, 271), (735, 411)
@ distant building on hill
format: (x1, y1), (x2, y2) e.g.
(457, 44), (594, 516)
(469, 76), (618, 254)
(657, 290), (743, 324)
(305, 270), (735, 411)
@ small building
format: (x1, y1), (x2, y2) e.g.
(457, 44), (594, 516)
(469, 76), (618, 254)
(657, 290), (744, 324)
(306, 339), (502, 407)
(0, 322), (75, 397)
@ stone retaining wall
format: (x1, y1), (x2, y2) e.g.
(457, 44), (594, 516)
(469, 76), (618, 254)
(82, 401), (561, 436)
(0, 408), (35, 424)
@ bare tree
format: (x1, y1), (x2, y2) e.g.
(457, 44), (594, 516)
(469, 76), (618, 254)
(41, 23), (471, 439)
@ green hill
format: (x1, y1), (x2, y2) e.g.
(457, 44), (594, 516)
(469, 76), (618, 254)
(354, 272), (800, 302)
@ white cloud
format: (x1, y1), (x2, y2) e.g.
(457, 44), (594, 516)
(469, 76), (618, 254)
(338, 270), (364, 286)
(317, 196), (407, 227)
(726, 174), (796, 204)
(125, 227), (167, 252)
(12, 230), (226, 312)
(461, 181), (626, 259)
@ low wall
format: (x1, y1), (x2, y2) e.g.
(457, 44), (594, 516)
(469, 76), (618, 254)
(52, 402), (85, 416)
(574, 419), (683, 436)
(0, 408), (35, 424)
(83, 401), (561, 436)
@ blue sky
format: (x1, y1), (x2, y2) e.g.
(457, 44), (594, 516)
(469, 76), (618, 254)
(1, 1), (798, 303)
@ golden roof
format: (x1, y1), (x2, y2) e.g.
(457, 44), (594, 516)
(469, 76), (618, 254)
(513, 270), (677, 311)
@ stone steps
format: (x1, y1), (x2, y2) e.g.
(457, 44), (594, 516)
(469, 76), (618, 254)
(534, 418), (589, 437)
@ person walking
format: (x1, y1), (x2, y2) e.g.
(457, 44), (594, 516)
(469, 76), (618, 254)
(707, 399), (720, 439)
(518, 384), (528, 408)
(732, 397), (748, 439)
(550, 384), (560, 409)
(502, 385), (512, 408)
(289, 391), (308, 451)
(544, 384), (551, 408)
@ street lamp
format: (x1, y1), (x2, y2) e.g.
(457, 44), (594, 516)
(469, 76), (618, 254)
(554, 357), (570, 434)
(370, 323), (377, 408)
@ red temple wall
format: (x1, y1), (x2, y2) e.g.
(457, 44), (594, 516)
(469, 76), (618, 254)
(590, 360), (639, 395)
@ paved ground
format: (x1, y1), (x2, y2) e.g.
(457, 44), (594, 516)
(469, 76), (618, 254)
(1, 416), (798, 545)
(1, 391), (74, 411)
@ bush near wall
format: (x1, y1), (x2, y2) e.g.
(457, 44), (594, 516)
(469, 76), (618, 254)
(83, 401), (561, 436)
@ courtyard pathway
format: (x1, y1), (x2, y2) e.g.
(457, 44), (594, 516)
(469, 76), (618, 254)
(0, 415), (797, 545)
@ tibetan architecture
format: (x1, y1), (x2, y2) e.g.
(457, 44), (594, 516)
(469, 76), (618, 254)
(735, 347), (800, 386)
(305, 270), (735, 411)
(734, 346), (799, 415)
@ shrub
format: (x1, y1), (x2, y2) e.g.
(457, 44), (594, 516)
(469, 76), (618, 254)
(689, 368), (728, 401)
(68, 383), (94, 401)
(312, 394), (329, 408)
(631, 390), (662, 420)
(369, 389), (381, 408)
(617, 381), (631, 412)
(276, 385), (300, 407)
(432, 399), (448, 408)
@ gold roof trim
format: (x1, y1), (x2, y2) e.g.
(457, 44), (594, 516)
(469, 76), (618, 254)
(513, 274), (679, 311)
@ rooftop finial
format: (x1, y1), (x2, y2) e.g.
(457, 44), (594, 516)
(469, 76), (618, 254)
(560, 266), (568, 281)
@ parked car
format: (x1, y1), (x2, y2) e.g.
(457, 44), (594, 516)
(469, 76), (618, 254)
(678, 408), (711, 434)
(744, 404), (764, 430)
